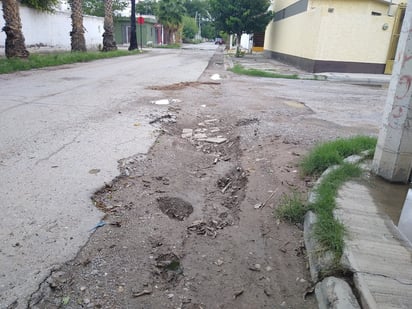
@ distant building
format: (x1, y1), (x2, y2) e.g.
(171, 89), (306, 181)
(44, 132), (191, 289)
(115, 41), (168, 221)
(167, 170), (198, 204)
(114, 15), (162, 46)
(264, 0), (405, 74)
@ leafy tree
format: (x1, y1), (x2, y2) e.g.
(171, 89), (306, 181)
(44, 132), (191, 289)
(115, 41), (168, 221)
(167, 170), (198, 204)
(82, 0), (128, 17)
(157, 0), (186, 44)
(136, 0), (157, 15)
(69, 0), (87, 51)
(183, 0), (208, 18)
(2, 0), (30, 58)
(209, 0), (272, 55)
(182, 15), (198, 42)
(201, 21), (215, 39)
(102, 0), (117, 51)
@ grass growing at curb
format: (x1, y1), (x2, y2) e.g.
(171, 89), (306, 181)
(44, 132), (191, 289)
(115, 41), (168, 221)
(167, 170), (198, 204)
(231, 64), (299, 79)
(276, 136), (377, 261)
(154, 43), (181, 49)
(0, 50), (140, 74)
(276, 192), (308, 224)
(300, 136), (377, 177)
(311, 163), (362, 257)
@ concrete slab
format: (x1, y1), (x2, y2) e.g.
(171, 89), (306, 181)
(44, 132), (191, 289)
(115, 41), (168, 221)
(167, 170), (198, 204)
(336, 181), (412, 309)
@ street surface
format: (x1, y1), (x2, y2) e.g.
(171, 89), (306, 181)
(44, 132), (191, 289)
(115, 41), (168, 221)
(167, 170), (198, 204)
(0, 43), (389, 308)
(0, 44), (217, 308)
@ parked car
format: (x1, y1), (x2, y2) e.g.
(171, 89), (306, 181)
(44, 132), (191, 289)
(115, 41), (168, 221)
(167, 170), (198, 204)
(215, 38), (225, 45)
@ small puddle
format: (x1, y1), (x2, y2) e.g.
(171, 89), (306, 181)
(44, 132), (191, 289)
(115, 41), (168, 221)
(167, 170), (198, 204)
(366, 176), (410, 225)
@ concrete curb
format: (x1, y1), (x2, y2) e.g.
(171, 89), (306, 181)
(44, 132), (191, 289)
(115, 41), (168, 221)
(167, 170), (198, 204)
(304, 152), (372, 308)
(314, 72), (391, 86)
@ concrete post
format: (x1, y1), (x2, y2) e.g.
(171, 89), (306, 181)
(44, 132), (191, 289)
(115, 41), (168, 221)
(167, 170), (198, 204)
(373, 1), (412, 183)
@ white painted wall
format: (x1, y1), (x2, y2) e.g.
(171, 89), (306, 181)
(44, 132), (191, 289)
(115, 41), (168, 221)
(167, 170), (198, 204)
(0, 3), (104, 50)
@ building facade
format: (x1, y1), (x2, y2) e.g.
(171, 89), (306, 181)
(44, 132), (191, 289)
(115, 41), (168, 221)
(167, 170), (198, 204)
(264, 0), (405, 73)
(114, 15), (161, 47)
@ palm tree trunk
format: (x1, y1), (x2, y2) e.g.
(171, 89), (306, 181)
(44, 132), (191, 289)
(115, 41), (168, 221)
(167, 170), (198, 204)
(70, 0), (87, 52)
(102, 0), (117, 51)
(2, 0), (29, 58)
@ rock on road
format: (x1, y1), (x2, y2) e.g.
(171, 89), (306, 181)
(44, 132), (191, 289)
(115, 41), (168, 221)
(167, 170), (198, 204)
(0, 44), (217, 308)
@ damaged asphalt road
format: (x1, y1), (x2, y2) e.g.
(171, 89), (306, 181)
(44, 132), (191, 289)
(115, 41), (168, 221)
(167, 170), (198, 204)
(3, 44), (388, 308)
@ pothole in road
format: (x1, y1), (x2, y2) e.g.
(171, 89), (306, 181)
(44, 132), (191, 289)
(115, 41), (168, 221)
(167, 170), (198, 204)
(217, 167), (248, 212)
(236, 117), (260, 126)
(154, 253), (183, 284)
(157, 197), (193, 221)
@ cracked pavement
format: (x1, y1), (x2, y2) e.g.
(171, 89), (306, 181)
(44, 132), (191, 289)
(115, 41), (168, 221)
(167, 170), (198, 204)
(0, 45), (217, 308)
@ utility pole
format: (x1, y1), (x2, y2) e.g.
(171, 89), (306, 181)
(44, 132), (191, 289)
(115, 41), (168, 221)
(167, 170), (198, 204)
(373, 0), (412, 183)
(129, 0), (138, 50)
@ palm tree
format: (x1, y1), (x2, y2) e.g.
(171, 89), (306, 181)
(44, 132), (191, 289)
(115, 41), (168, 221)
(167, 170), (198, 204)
(2, 0), (29, 58)
(70, 0), (87, 51)
(157, 0), (185, 44)
(102, 0), (117, 51)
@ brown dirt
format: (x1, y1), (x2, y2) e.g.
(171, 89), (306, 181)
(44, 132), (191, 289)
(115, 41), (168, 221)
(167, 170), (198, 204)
(28, 52), (372, 309)
(147, 81), (221, 91)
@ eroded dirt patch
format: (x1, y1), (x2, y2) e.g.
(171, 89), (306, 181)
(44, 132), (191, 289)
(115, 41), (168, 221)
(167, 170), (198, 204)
(147, 81), (220, 91)
(27, 51), (373, 309)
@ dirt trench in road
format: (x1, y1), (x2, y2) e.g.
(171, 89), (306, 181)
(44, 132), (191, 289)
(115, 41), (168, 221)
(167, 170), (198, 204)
(29, 52), (370, 309)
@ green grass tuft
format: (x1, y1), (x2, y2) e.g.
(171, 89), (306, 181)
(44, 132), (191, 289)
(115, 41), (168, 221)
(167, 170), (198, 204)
(300, 136), (377, 177)
(154, 43), (181, 49)
(310, 163), (362, 257)
(279, 136), (377, 265)
(276, 192), (309, 224)
(0, 50), (140, 74)
(231, 64), (299, 79)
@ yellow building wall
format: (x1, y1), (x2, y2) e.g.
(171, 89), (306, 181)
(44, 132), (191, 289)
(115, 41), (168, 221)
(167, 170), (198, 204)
(314, 1), (395, 63)
(265, 0), (400, 65)
(264, 8), (322, 60)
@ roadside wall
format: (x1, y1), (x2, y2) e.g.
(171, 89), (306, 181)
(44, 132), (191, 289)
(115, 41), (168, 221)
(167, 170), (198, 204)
(0, 3), (104, 51)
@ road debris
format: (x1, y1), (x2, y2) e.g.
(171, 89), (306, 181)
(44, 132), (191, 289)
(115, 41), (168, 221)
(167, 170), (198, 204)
(181, 128), (193, 138)
(150, 99), (181, 105)
(149, 114), (174, 124)
(254, 188), (280, 209)
(233, 289), (244, 299)
(89, 221), (106, 232)
(132, 289), (153, 298)
(201, 137), (227, 144)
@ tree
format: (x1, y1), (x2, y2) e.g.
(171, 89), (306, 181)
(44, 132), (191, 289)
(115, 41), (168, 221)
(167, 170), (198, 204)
(128, 0), (138, 50)
(201, 21), (215, 40)
(21, 0), (59, 11)
(183, 0), (208, 18)
(82, 0), (128, 17)
(136, 0), (157, 15)
(157, 0), (186, 44)
(209, 0), (272, 55)
(102, 0), (117, 51)
(182, 15), (198, 42)
(2, 0), (30, 58)
(69, 0), (87, 51)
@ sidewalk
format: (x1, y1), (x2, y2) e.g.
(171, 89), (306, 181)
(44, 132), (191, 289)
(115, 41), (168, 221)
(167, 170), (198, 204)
(336, 181), (412, 309)
(227, 52), (391, 86)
